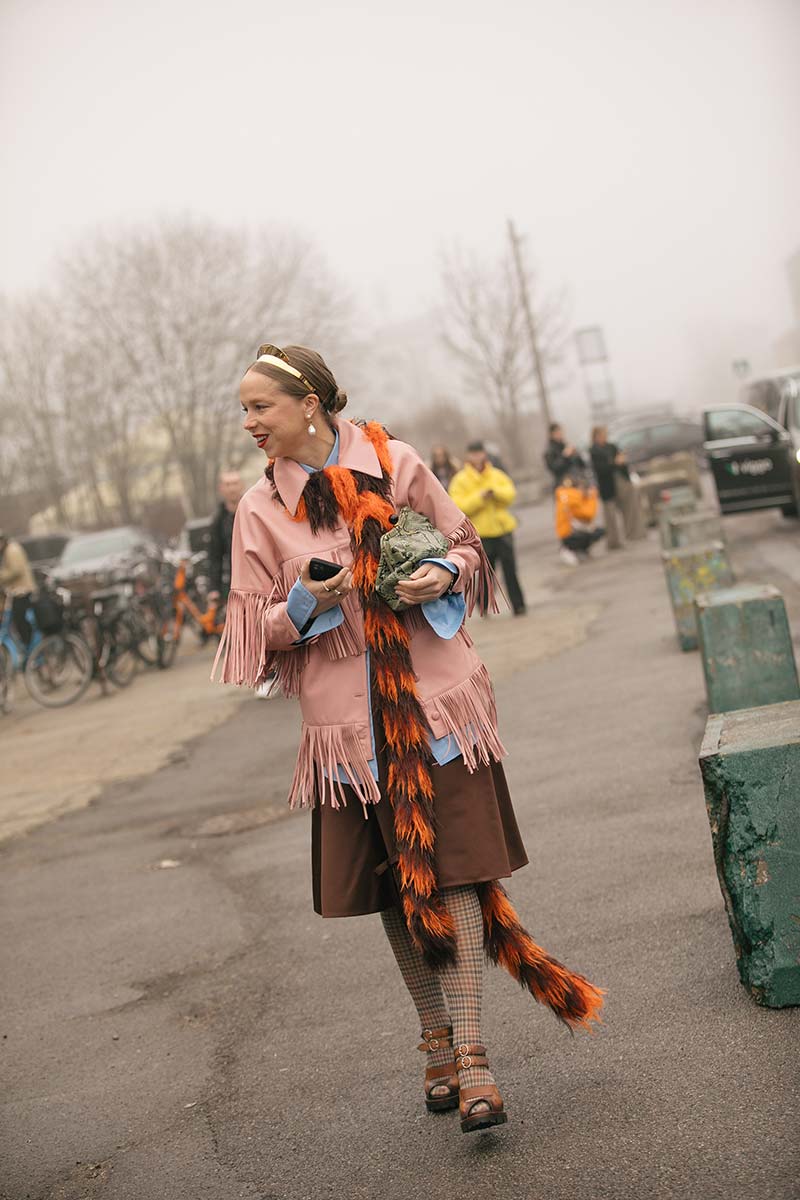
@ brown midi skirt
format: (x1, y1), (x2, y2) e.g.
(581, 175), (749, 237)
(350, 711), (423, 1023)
(311, 731), (529, 918)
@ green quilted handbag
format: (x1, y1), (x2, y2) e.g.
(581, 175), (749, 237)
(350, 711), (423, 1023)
(375, 507), (450, 611)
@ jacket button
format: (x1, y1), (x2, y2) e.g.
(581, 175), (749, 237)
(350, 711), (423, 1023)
(430, 708), (440, 720)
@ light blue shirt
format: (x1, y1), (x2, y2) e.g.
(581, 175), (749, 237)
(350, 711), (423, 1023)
(284, 432), (468, 777)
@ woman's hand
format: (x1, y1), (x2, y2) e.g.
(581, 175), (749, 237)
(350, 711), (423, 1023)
(395, 562), (454, 607)
(299, 562), (353, 617)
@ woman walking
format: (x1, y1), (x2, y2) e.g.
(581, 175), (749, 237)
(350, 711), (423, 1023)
(215, 344), (603, 1133)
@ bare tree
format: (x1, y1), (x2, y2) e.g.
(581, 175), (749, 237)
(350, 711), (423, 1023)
(440, 239), (569, 470)
(56, 217), (352, 517)
(0, 297), (74, 525)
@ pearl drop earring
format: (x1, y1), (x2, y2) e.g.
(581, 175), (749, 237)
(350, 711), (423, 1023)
(307, 418), (316, 436)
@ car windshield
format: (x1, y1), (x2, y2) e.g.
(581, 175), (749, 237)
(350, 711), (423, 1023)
(20, 536), (69, 563)
(705, 409), (774, 440)
(614, 429), (650, 457)
(59, 529), (140, 564)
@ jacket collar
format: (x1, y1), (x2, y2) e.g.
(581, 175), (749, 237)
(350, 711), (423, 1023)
(272, 419), (383, 516)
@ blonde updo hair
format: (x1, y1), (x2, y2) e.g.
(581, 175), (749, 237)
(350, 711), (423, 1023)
(248, 344), (348, 415)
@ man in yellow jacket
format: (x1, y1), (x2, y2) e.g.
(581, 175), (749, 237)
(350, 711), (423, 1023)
(449, 441), (526, 615)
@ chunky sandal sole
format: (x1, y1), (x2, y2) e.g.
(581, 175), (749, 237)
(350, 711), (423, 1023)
(461, 1111), (508, 1134)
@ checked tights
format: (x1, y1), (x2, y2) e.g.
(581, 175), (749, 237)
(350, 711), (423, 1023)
(380, 884), (494, 1093)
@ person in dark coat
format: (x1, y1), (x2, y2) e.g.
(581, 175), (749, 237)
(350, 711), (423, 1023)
(589, 426), (629, 550)
(544, 423), (585, 490)
(207, 471), (245, 604)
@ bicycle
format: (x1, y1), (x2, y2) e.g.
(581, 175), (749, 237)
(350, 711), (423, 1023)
(112, 570), (164, 667)
(25, 586), (138, 707)
(0, 593), (48, 712)
(18, 589), (94, 709)
(0, 596), (42, 674)
(156, 552), (225, 669)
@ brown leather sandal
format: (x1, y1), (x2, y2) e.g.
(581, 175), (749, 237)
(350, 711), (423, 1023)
(455, 1043), (508, 1133)
(419, 1026), (459, 1113)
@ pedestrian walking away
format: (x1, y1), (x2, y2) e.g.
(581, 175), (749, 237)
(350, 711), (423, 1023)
(544, 422), (586, 491)
(449, 442), (527, 616)
(0, 530), (36, 648)
(207, 470), (245, 605)
(214, 343), (603, 1134)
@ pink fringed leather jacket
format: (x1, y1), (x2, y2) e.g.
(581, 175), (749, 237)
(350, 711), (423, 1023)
(213, 419), (505, 807)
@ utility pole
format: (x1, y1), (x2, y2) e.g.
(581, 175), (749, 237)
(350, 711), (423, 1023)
(507, 218), (552, 436)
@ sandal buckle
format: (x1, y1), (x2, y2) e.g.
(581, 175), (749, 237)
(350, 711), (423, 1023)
(458, 1054), (473, 1070)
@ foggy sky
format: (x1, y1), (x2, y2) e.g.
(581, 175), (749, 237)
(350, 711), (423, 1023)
(2, 0), (800, 426)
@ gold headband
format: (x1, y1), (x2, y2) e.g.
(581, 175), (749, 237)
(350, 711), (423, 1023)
(255, 344), (316, 394)
(256, 354), (303, 378)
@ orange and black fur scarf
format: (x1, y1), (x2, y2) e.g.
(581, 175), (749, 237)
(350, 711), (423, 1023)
(268, 423), (604, 1031)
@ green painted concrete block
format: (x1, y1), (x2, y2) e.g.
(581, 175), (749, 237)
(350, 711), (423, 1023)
(699, 702), (800, 1007)
(696, 584), (800, 713)
(667, 510), (724, 549)
(662, 541), (735, 651)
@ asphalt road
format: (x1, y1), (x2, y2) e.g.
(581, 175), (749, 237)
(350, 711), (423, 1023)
(2, 502), (799, 1200)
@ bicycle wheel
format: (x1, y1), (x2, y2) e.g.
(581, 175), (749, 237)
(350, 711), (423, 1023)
(24, 633), (93, 708)
(130, 596), (162, 666)
(157, 606), (180, 669)
(106, 615), (139, 688)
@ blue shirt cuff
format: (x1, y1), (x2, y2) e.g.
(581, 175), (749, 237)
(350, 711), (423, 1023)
(419, 559), (464, 640)
(287, 578), (344, 642)
(421, 557), (458, 577)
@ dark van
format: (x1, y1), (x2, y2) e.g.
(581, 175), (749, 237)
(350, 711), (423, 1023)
(702, 401), (800, 516)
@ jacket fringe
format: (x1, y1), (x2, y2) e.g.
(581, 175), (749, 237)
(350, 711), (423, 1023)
(429, 664), (507, 770)
(289, 723), (381, 810)
(319, 597), (365, 660)
(211, 585), (279, 688)
(447, 519), (502, 616)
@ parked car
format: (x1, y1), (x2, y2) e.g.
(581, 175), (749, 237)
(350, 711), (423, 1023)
(702, 402), (800, 516)
(606, 416), (705, 520)
(50, 526), (162, 591)
(740, 366), (800, 426)
(180, 516), (213, 557)
(18, 533), (72, 586)
(607, 416), (706, 466)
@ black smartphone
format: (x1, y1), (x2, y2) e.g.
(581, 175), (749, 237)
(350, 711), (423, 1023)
(308, 557), (343, 582)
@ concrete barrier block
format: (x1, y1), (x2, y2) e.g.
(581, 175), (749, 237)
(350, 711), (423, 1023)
(658, 502), (697, 547)
(657, 488), (698, 547)
(699, 701), (800, 1007)
(667, 509), (724, 549)
(661, 541), (735, 651)
(696, 584), (800, 713)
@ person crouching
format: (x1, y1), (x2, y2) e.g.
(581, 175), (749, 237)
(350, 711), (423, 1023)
(555, 472), (605, 566)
